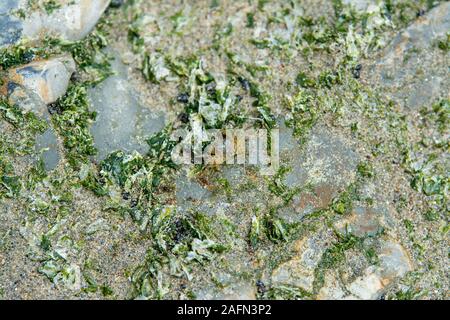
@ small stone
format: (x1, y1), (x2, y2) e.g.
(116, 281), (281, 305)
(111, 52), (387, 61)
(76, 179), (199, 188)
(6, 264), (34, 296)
(176, 93), (189, 104)
(109, 0), (124, 8)
(0, 54), (76, 115)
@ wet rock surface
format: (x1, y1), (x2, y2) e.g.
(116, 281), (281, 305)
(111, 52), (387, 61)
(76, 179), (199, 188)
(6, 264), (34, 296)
(23, 0), (111, 42)
(35, 123), (60, 171)
(367, 2), (450, 110)
(0, 0), (23, 48)
(89, 53), (165, 160)
(1, 0), (111, 47)
(317, 240), (413, 300)
(271, 228), (332, 292)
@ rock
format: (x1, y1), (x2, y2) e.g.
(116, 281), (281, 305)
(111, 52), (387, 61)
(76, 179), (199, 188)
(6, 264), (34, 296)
(0, 0), (23, 48)
(0, 0), (111, 48)
(368, 2), (450, 110)
(318, 240), (413, 300)
(271, 229), (331, 292)
(334, 206), (386, 237)
(195, 281), (256, 300)
(279, 125), (359, 222)
(23, 0), (111, 42)
(0, 55), (73, 171)
(176, 173), (212, 205)
(109, 0), (124, 8)
(342, 0), (376, 12)
(35, 124), (60, 171)
(89, 52), (165, 160)
(0, 54), (76, 115)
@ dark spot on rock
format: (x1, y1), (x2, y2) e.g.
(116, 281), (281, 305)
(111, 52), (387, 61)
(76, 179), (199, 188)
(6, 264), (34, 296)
(173, 219), (190, 243)
(122, 191), (130, 200)
(177, 93), (189, 104)
(352, 64), (362, 79)
(70, 72), (81, 82)
(7, 82), (20, 95)
(109, 0), (124, 8)
(256, 280), (266, 294)
(238, 76), (251, 91)
(47, 103), (62, 115)
(206, 81), (216, 95)
(417, 9), (425, 17)
(178, 112), (189, 123)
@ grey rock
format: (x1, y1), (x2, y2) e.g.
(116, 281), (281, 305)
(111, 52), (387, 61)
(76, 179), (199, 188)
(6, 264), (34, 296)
(279, 125), (359, 222)
(0, 0), (23, 47)
(368, 2), (450, 110)
(346, 241), (412, 299)
(342, 0), (376, 12)
(1, 54), (76, 115)
(176, 173), (212, 205)
(89, 53), (165, 160)
(23, 0), (111, 42)
(0, 55), (74, 171)
(0, 0), (111, 48)
(318, 240), (413, 299)
(195, 281), (256, 300)
(271, 228), (332, 292)
(35, 124), (60, 171)
(334, 206), (386, 237)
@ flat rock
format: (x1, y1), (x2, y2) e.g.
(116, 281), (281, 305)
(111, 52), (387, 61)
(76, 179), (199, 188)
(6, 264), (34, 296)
(367, 2), (450, 110)
(35, 123), (60, 171)
(279, 125), (359, 222)
(89, 53), (165, 160)
(318, 240), (413, 299)
(334, 206), (386, 237)
(271, 228), (332, 292)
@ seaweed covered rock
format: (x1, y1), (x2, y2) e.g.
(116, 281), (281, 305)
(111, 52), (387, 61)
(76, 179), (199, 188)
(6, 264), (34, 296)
(318, 240), (413, 299)
(367, 2), (450, 110)
(278, 125), (360, 222)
